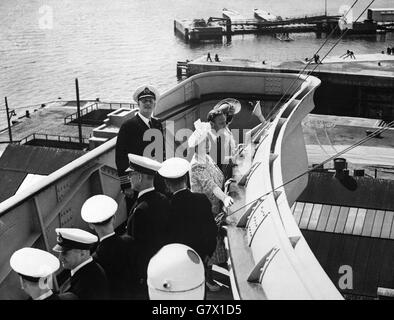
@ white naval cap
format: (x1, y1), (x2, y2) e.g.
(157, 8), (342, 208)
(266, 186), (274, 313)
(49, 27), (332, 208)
(213, 98), (241, 115)
(53, 228), (98, 252)
(126, 153), (162, 175)
(133, 84), (160, 102)
(10, 248), (60, 280)
(81, 194), (118, 224)
(158, 157), (191, 179)
(147, 243), (205, 300)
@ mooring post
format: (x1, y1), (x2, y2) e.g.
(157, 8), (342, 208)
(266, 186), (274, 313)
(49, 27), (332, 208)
(4, 96), (13, 143)
(75, 78), (83, 146)
(226, 19), (232, 42)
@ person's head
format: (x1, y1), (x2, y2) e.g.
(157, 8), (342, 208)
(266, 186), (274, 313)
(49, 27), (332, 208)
(133, 85), (160, 119)
(53, 228), (98, 270)
(207, 109), (226, 132)
(213, 98), (241, 124)
(158, 157), (191, 193)
(81, 195), (118, 235)
(147, 244), (205, 300)
(127, 154), (162, 191)
(10, 248), (59, 299)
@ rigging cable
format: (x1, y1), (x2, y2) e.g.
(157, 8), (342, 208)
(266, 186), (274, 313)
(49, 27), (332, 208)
(264, 0), (375, 122)
(226, 119), (392, 217)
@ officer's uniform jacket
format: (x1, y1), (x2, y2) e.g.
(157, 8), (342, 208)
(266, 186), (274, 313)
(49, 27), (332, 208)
(126, 189), (171, 280)
(63, 259), (109, 300)
(168, 189), (217, 259)
(92, 233), (139, 299)
(115, 114), (163, 190)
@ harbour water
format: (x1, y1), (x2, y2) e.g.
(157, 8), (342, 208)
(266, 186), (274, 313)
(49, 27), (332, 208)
(0, 0), (393, 131)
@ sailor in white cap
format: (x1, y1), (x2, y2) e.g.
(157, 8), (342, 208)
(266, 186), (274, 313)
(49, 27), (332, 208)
(158, 158), (217, 271)
(148, 244), (205, 300)
(81, 195), (139, 299)
(53, 228), (109, 300)
(10, 247), (60, 300)
(115, 84), (164, 214)
(126, 153), (171, 298)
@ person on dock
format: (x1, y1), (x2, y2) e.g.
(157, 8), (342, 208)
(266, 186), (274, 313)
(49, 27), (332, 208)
(10, 248), (60, 300)
(349, 51), (356, 59)
(313, 54), (322, 64)
(340, 50), (350, 58)
(207, 52), (212, 62)
(126, 153), (171, 298)
(387, 47), (392, 55)
(214, 54), (220, 62)
(53, 228), (109, 300)
(81, 195), (140, 299)
(115, 85), (164, 216)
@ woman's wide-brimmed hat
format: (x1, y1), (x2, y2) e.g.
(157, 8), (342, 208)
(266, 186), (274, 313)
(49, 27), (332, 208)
(213, 98), (241, 115)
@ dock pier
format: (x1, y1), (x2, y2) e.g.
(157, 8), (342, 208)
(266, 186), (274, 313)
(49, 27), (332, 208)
(174, 9), (394, 43)
(176, 54), (394, 121)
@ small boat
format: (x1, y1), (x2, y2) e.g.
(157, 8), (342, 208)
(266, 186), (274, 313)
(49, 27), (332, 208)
(275, 33), (294, 41)
(222, 8), (246, 21)
(254, 9), (278, 22)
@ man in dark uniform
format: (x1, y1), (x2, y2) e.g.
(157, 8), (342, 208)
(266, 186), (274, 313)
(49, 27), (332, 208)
(10, 247), (61, 300)
(126, 153), (171, 298)
(158, 157), (217, 269)
(115, 85), (164, 212)
(81, 194), (140, 299)
(53, 228), (109, 300)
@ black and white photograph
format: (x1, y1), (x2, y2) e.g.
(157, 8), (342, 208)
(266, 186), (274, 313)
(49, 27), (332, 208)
(0, 0), (394, 306)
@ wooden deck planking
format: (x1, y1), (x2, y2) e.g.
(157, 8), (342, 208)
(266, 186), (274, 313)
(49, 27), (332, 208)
(381, 211), (394, 239)
(362, 238), (387, 297)
(325, 233), (345, 288)
(377, 240), (394, 290)
(352, 237), (374, 296)
(299, 203), (314, 229)
(361, 209), (376, 237)
(302, 229), (321, 253)
(338, 234), (361, 295)
(293, 202), (305, 225)
(325, 206), (340, 233)
(353, 209), (367, 236)
(371, 210), (386, 238)
(316, 205), (331, 231)
(313, 229), (333, 268)
(344, 207), (358, 234)
(307, 203), (322, 231)
(334, 206), (350, 234)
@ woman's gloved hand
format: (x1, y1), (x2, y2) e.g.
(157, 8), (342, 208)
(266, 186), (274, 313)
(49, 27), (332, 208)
(223, 196), (234, 208)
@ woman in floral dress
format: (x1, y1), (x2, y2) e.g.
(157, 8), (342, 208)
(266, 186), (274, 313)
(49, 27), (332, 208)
(188, 119), (234, 291)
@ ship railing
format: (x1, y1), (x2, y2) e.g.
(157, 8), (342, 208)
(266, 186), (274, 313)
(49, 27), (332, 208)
(64, 102), (137, 124)
(17, 133), (90, 145)
(0, 136), (122, 299)
(270, 76), (343, 299)
(224, 72), (343, 299)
